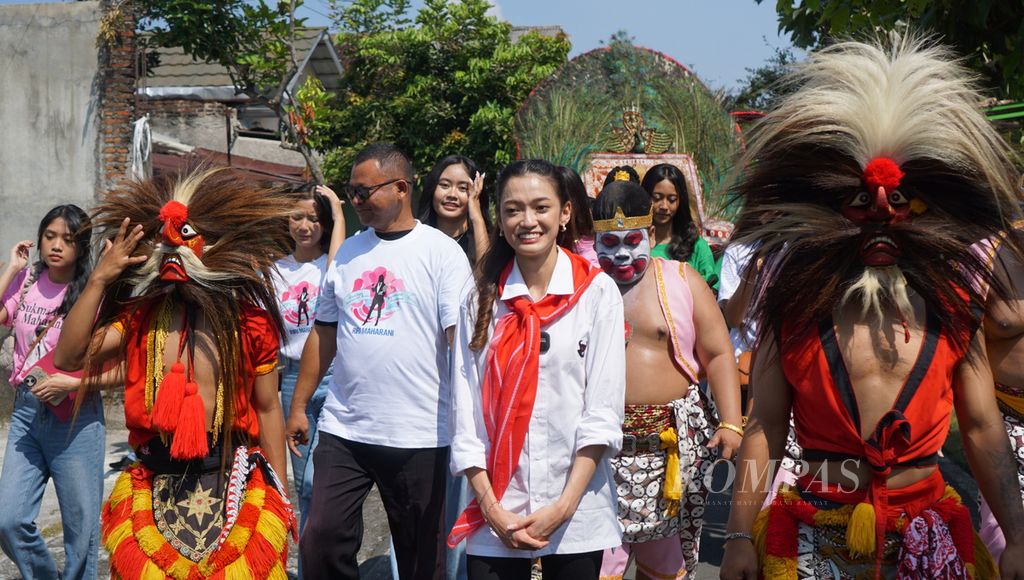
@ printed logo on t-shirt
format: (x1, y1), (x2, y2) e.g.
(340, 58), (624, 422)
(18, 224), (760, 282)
(279, 281), (319, 329)
(18, 304), (61, 330)
(343, 267), (416, 329)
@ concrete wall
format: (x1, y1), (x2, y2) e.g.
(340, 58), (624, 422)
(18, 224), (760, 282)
(140, 98), (308, 167)
(0, 2), (102, 260)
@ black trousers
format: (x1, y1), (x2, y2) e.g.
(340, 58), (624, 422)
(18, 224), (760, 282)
(467, 551), (603, 580)
(300, 432), (448, 580)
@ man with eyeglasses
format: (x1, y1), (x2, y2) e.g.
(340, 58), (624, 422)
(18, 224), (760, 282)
(286, 143), (472, 579)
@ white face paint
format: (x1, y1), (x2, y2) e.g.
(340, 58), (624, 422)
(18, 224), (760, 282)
(595, 227), (651, 285)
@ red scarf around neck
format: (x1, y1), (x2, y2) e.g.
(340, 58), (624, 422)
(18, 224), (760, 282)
(448, 250), (600, 547)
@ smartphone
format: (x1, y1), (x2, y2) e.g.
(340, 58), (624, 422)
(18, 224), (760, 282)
(20, 366), (67, 406)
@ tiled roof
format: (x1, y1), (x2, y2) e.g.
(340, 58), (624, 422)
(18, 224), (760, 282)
(140, 27), (342, 93)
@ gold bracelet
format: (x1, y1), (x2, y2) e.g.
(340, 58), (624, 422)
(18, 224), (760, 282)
(483, 499), (502, 518)
(717, 421), (744, 437)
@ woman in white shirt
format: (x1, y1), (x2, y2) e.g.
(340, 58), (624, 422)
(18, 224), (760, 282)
(275, 183), (344, 536)
(448, 159), (626, 580)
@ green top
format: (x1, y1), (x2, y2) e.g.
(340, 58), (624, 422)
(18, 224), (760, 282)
(651, 237), (720, 291)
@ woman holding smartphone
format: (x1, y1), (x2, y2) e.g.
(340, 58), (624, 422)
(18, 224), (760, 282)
(0, 205), (104, 580)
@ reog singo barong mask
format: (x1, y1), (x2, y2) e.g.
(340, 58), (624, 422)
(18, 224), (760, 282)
(729, 34), (1024, 351)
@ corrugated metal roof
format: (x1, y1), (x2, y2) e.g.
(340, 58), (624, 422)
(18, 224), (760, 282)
(141, 27), (342, 95)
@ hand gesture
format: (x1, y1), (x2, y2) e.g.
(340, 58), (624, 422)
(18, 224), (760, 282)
(708, 426), (743, 461)
(285, 409), (309, 458)
(521, 501), (570, 543)
(485, 504), (548, 551)
(7, 240), (34, 273)
(720, 537), (759, 579)
(468, 172), (486, 221)
(94, 218), (147, 286)
(31, 373), (80, 404)
(316, 185), (344, 214)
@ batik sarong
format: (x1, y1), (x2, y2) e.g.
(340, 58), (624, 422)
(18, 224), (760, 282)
(602, 384), (717, 578)
(978, 382), (1024, 562)
(102, 440), (295, 579)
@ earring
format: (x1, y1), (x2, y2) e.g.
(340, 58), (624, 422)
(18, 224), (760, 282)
(498, 229), (504, 237)
(560, 223), (567, 232)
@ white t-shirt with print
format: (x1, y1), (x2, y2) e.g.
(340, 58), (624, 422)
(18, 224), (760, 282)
(273, 254), (329, 361)
(316, 223), (472, 448)
(717, 242), (758, 357)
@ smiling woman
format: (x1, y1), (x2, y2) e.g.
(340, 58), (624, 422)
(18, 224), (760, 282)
(449, 158), (626, 580)
(418, 154), (492, 265)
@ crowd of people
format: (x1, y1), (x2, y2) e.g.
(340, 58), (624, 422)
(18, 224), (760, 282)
(0, 34), (1023, 580)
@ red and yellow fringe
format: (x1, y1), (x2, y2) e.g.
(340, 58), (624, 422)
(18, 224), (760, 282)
(102, 464), (290, 579)
(751, 485), (997, 580)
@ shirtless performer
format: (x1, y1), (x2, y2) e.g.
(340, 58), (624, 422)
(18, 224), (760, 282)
(53, 169), (297, 579)
(593, 181), (743, 580)
(720, 37), (1024, 579)
(979, 218), (1024, 562)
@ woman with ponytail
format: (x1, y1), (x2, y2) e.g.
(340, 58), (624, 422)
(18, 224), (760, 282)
(640, 164), (719, 290)
(0, 205), (104, 580)
(448, 159), (626, 579)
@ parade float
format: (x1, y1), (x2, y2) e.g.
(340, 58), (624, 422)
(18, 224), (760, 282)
(514, 41), (743, 248)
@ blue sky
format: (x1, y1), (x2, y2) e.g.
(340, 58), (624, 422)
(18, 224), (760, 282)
(0, 0), (793, 91)
(295, 0), (794, 91)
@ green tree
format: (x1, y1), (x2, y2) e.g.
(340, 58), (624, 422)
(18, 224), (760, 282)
(727, 46), (797, 112)
(757, 0), (1024, 99)
(136, 0), (330, 181)
(321, 0), (570, 188)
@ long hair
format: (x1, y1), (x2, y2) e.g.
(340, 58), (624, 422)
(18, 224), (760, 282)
(469, 159), (575, 350)
(641, 163), (700, 262)
(730, 34), (1024, 352)
(558, 165), (594, 240)
(417, 155), (491, 262)
(287, 182), (335, 255)
(33, 204), (93, 320)
(82, 168), (295, 447)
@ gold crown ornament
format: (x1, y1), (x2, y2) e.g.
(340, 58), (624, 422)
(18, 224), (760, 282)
(593, 207), (654, 232)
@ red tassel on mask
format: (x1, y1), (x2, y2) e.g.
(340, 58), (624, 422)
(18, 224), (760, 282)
(151, 362), (186, 431)
(170, 381), (208, 459)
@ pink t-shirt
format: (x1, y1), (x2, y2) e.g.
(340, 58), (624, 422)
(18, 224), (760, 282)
(573, 235), (601, 268)
(2, 268), (68, 385)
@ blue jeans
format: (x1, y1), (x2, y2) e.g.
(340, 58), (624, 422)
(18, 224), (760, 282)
(279, 357), (332, 533)
(0, 385), (105, 580)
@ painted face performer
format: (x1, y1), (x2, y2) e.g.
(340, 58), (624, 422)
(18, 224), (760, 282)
(720, 36), (1024, 579)
(592, 181), (743, 580)
(52, 169), (298, 579)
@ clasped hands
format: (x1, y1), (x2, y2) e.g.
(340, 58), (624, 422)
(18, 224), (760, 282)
(483, 500), (570, 551)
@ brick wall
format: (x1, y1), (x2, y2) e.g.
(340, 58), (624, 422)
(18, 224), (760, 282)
(97, 0), (137, 192)
(138, 99), (230, 118)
